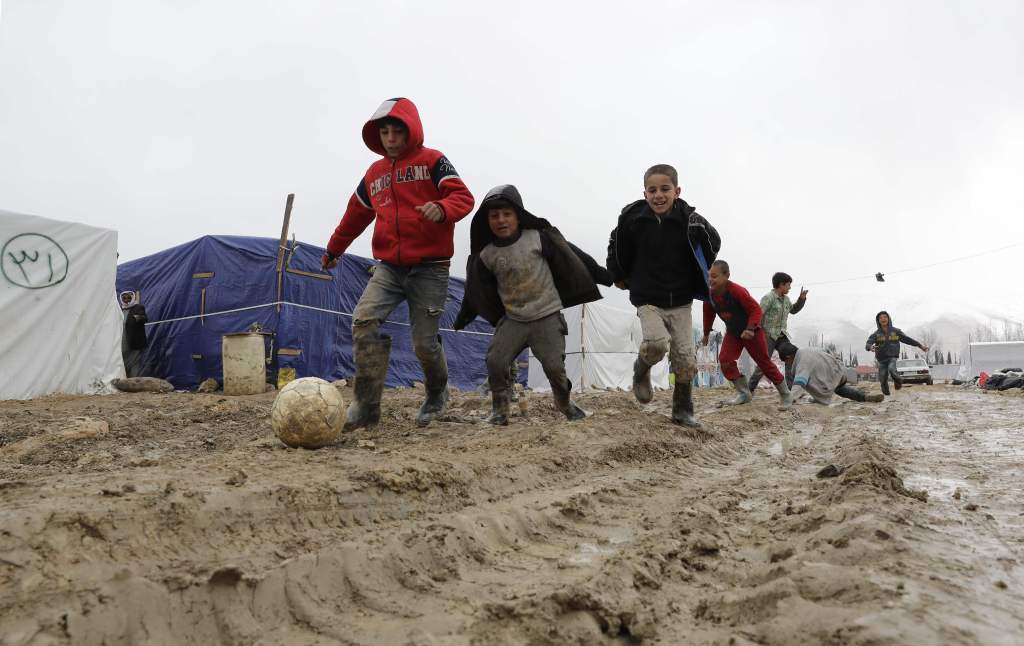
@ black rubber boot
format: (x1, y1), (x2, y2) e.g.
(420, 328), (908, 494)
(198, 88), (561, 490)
(489, 388), (511, 426)
(552, 378), (586, 421)
(416, 344), (449, 427)
(632, 357), (655, 404)
(344, 335), (391, 432)
(671, 381), (703, 429)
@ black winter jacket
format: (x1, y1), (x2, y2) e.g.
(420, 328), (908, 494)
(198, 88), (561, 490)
(454, 185), (613, 328)
(865, 311), (923, 361)
(606, 198), (721, 306)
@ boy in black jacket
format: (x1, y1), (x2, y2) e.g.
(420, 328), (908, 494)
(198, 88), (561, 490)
(455, 185), (613, 425)
(865, 310), (929, 396)
(606, 164), (721, 428)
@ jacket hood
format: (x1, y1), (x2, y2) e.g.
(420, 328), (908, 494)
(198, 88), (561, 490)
(875, 310), (892, 329)
(469, 184), (552, 255)
(361, 97), (425, 157)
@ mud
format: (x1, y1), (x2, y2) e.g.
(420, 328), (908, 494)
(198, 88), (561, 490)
(1, 384), (1023, 645)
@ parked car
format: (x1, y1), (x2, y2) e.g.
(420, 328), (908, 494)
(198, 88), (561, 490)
(895, 358), (933, 385)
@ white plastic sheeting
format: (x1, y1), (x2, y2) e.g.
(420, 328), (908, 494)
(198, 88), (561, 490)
(0, 209), (124, 400)
(528, 302), (723, 392)
(958, 341), (1024, 379)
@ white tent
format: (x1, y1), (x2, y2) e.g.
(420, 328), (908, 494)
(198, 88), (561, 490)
(528, 302), (724, 392)
(958, 341), (1024, 379)
(1, 209), (124, 399)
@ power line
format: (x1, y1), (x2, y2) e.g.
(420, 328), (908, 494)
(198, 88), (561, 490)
(753, 241), (1022, 290)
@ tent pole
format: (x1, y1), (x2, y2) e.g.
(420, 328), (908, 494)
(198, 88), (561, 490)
(275, 194), (295, 313)
(579, 304), (585, 393)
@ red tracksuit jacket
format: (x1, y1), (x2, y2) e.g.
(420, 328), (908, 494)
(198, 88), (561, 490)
(326, 98), (475, 265)
(703, 280), (763, 338)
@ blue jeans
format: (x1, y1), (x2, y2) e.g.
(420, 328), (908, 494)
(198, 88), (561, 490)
(351, 262), (450, 376)
(877, 358), (899, 395)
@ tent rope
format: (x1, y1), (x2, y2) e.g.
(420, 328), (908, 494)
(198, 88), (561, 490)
(143, 301), (494, 336)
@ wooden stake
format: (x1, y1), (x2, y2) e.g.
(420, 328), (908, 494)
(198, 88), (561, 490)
(275, 193), (294, 312)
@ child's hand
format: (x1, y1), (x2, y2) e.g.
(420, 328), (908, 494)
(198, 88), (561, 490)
(321, 254), (338, 271)
(614, 280), (628, 290)
(799, 287), (809, 299)
(701, 334), (709, 346)
(741, 329), (755, 340)
(416, 202), (445, 222)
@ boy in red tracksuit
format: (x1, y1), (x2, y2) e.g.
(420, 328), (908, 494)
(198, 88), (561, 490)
(702, 260), (792, 408)
(320, 97), (475, 431)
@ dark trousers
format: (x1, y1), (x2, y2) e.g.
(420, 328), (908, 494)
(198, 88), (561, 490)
(487, 312), (569, 394)
(835, 376), (865, 402)
(877, 358), (900, 395)
(749, 334), (794, 390)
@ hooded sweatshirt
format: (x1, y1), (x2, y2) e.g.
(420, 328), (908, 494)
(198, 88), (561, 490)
(325, 98), (475, 266)
(455, 185), (612, 327)
(864, 311), (923, 361)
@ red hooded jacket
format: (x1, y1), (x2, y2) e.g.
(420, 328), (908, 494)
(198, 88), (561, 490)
(325, 98), (475, 266)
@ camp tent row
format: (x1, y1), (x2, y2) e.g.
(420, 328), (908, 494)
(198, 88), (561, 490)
(4, 209), (726, 400)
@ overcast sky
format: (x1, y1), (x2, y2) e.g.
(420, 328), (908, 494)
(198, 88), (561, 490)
(2, 0), (1022, 324)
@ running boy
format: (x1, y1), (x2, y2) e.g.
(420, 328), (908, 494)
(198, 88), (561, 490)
(702, 260), (792, 408)
(749, 271), (807, 392)
(321, 97), (475, 430)
(455, 185), (612, 425)
(864, 311), (929, 396)
(606, 164), (721, 428)
(776, 342), (884, 405)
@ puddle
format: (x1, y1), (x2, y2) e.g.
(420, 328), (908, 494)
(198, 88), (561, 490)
(903, 473), (970, 499)
(567, 542), (616, 565)
(769, 426), (819, 457)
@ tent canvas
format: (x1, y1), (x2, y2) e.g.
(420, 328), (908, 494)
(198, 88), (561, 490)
(528, 302), (725, 392)
(958, 341), (1024, 379)
(1, 209), (124, 400)
(116, 235), (499, 391)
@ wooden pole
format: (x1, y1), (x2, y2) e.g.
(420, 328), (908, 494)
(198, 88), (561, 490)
(275, 193), (294, 312)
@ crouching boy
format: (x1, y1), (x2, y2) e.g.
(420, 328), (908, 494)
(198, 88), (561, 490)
(455, 185), (613, 424)
(776, 341), (884, 406)
(702, 260), (792, 408)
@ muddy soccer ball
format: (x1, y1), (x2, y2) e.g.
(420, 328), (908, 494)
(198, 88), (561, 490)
(270, 377), (344, 449)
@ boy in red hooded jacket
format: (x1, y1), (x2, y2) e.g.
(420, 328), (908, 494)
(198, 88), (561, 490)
(321, 98), (475, 431)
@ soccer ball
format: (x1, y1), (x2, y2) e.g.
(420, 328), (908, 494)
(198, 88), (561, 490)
(270, 377), (344, 449)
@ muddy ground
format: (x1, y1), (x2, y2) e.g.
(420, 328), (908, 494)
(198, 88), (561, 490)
(1, 382), (1023, 645)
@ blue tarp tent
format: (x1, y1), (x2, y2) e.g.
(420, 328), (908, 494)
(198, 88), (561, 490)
(116, 235), (500, 391)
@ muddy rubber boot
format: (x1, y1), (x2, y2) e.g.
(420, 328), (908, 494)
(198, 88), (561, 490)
(775, 381), (793, 410)
(552, 378), (586, 421)
(632, 357), (655, 404)
(671, 382), (703, 429)
(344, 335), (391, 432)
(893, 375), (903, 390)
(416, 347), (449, 427)
(489, 388), (511, 426)
(866, 393), (884, 403)
(728, 377), (752, 405)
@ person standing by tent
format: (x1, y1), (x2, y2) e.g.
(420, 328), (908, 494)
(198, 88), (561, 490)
(453, 185), (613, 425)
(748, 272), (808, 392)
(320, 97), (475, 430)
(865, 311), (928, 396)
(606, 164), (721, 428)
(119, 291), (148, 378)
